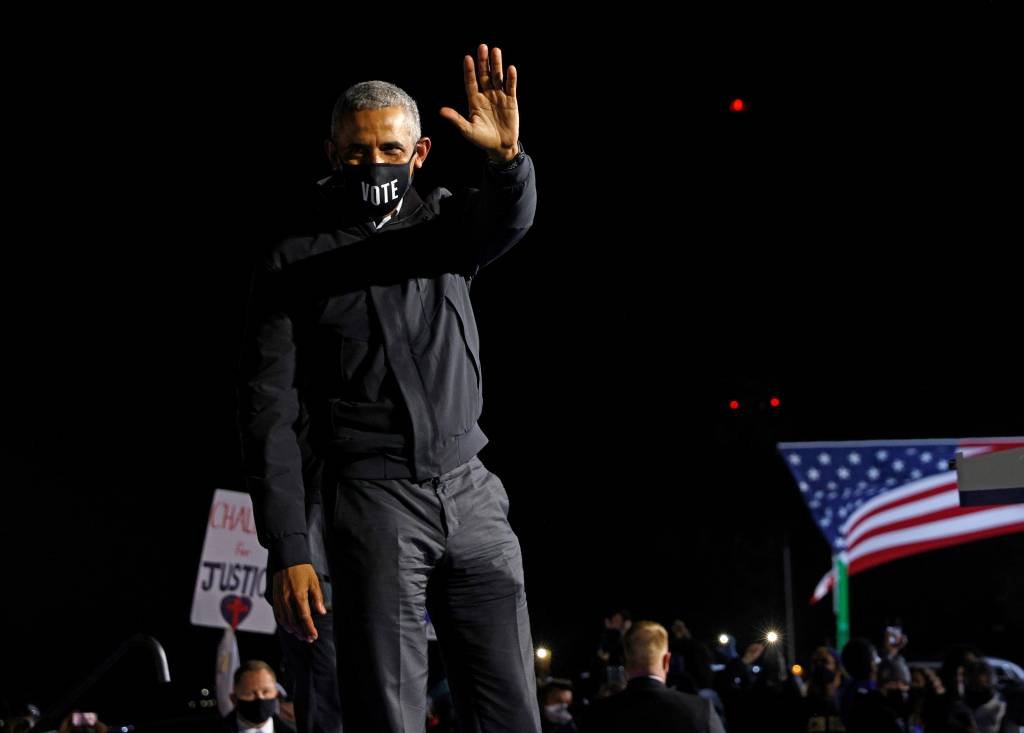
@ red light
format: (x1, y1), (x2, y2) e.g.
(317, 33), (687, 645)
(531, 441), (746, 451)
(730, 98), (745, 112)
(729, 400), (740, 410)
(769, 396), (781, 408)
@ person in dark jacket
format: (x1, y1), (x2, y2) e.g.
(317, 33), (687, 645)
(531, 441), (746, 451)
(581, 621), (726, 733)
(238, 43), (539, 733)
(837, 638), (902, 733)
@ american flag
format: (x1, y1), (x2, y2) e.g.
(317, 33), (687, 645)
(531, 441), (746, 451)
(777, 437), (1024, 603)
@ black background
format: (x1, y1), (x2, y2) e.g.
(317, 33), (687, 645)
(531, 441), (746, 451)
(4, 5), (1021, 720)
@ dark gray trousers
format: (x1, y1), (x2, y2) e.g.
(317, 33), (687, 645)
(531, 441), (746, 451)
(323, 456), (540, 733)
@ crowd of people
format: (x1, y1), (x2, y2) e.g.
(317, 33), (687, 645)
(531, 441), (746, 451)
(6, 614), (1022, 733)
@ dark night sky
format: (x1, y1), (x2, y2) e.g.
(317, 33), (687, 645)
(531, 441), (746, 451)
(4, 6), (1022, 721)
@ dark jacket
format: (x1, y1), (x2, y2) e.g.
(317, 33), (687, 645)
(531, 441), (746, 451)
(581, 677), (725, 733)
(219, 711), (296, 732)
(238, 156), (536, 569)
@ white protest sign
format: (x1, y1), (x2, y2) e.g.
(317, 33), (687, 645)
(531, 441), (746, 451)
(190, 488), (276, 634)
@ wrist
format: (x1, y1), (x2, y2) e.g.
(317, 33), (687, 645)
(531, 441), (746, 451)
(486, 141), (525, 169)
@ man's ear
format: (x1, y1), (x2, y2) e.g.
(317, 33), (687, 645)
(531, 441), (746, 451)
(413, 137), (431, 168)
(325, 139), (339, 170)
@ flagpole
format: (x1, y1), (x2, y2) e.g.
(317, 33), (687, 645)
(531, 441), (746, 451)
(783, 531), (796, 665)
(832, 555), (849, 650)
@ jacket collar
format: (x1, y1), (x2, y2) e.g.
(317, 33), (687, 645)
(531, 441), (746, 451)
(627, 676), (667, 691)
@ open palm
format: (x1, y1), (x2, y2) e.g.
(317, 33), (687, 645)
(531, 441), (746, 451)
(440, 43), (520, 161)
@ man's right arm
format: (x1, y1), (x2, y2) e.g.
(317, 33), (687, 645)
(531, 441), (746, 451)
(238, 261), (310, 568)
(237, 260), (324, 640)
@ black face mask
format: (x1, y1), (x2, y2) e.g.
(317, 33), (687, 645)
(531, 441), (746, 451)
(810, 663), (836, 688)
(884, 688), (910, 711)
(964, 687), (994, 709)
(335, 152), (416, 219)
(236, 696), (278, 724)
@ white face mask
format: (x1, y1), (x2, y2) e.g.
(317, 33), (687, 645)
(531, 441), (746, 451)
(543, 702), (572, 724)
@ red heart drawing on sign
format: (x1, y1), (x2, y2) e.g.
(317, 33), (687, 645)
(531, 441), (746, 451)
(220, 595), (253, 629)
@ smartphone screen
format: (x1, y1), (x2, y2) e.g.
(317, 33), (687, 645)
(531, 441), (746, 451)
(71, 712), (98, 726)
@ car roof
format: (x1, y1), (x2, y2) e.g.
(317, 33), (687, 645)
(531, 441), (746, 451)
(908, 656), (1024, 683)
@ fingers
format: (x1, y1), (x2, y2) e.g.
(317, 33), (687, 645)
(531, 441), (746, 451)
(490, 46), (503, 91)
(293, 593), (318, 642)
(462, 54), (478, 97)
(282, 590), (302, 639)
(311, 577), (327, 616)
(272, 573), (297, 638)
(273, 567), (320, 642)
(507, 65), (517, 97)
(439, 106), (473, 136)
(473, 44), (511, 94)
(477, 43), (489, 88)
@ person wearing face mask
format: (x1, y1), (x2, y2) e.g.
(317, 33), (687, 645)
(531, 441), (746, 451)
(963, 661), (1015, 733)
(539, 679), (577, 733)
(223, 661), (295, 733)
(798, 648), (846, 732)
(239, 43), (539, 733)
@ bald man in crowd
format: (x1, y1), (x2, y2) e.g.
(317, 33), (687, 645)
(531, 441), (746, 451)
(581, 621), (725, 733)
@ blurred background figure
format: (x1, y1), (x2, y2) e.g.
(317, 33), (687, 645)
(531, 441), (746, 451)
(715, 638), (765, 727)
(595, 609), (632, 686)
(0, 702), (40, 733)
(963, 659), (1015, 733)
(881, 621), (911, 689)
(797, 646), (845, 732)
(665, 620), (724, 722)
(538, 678), (577, 733)
(838, 638), (901, 733)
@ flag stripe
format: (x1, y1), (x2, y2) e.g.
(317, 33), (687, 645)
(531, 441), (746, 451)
(843, 473), (955, 536)
(846, 485), (959, 547)
(849, 521), (1024, 575)
(959, 440), (1024, 450)
(846, 505), (1024, 565)
(849, 504), (994, 549)
(811, 571), (834, 603)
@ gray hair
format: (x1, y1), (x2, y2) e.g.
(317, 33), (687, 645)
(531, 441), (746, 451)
(329, 80), (421, 144)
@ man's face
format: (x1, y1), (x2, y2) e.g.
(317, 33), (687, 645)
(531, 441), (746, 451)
(329, 107), (425, 173)
(545, 688), (572, 707)
(813, 651), (837, 673)
(608, 613), (631, 632)
(233, 669), (278, 702)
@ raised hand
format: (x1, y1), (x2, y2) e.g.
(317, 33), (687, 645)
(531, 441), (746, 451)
(440, 43), (520, 162)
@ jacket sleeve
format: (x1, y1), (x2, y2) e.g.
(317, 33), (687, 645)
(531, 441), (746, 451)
(236, 259), (311, 570)
(459, 151), (537, 271)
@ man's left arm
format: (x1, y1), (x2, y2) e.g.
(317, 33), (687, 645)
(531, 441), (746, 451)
(440, 43), (537, 269)
(467, 145), (536, 268)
